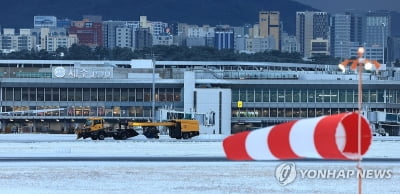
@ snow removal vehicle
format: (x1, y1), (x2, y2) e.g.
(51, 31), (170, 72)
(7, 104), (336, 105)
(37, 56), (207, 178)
(75, 117), (200, 140)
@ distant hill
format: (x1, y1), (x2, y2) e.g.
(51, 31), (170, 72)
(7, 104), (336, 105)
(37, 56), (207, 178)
(0, 0), (317, 35)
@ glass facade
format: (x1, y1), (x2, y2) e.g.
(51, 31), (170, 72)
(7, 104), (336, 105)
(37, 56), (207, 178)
(1, 87), (182, 118)
(231, 88), (400, 119)
(1, 59), (400, 135)
(232, 88), (400, 104)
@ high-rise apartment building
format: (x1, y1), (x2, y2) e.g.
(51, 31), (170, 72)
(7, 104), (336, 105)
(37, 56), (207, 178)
(281, 32), (299, 53)
(365, 11), (391, 46)
(0, 28), (37, 53)
(116, 26), (134, 48)
(214, 27), (234, 50)
(245, 37), (276, 53)
(135, 28), (152, 50)
(388, 37), (400, 63)
(346, 11), (365, 44)
(32, 16), (70, 51)
(259, 11), (280, 50)
(68, 19), (103, 48)
(35, 27), (76, 52)
(186, 25), (214, 47)
(151, 21), (168, 36)
(249, 24), (260, 38)
(140, 16), (151, 29)
(46, 35), (78, 52)
(330, 14), (351, 59)
(103, 21), (141, 49)
(365, 10), (391, 64)
(103, 17), (169, 49)
(152, 33), (174, 46)
(103, 21), (130, 49)
(296, 11), (330, 58)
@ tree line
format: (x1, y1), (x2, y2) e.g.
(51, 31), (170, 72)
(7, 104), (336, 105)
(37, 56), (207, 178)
(0, 44), (343, 65)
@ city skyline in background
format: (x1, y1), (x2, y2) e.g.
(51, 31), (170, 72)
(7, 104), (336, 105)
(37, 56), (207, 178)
(295, 0), (400, 13)
(0, 10), (397, 64)
(0, 0), (398, 65)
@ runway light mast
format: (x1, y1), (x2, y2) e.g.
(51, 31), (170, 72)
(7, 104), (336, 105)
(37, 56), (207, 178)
(338, 47), (381, 194)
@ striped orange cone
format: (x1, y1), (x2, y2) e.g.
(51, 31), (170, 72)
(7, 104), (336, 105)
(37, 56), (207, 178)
(223, 113), (372, 160)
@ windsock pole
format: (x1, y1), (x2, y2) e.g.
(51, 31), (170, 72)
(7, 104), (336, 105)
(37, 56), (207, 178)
(357, 53), (363, 194)
(338, 47), (381, 194)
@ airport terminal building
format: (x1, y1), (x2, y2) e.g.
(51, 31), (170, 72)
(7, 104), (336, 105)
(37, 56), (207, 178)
(0, 59), (399, 135)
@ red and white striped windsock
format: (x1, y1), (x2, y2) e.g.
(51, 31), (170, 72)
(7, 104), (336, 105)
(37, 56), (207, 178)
(223, 112), (372, 160)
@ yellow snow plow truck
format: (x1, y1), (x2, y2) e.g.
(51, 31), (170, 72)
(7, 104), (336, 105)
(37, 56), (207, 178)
(75, 117), (200, 140)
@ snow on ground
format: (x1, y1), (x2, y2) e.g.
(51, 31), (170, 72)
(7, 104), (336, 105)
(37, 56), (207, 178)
(0, 162), (399, 194)
(0, 134), (226, 157)
(0, 133), (228, 142)
(0, 134), (399, 194)
(0, 134), (398, 158)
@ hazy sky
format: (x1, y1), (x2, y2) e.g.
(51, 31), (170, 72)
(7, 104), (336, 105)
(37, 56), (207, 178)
(294, 0), (400, 13)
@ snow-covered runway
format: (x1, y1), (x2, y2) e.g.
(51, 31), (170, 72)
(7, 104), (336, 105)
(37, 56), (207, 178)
(0, 134), (399, 193)
(1, 161), (398, 194)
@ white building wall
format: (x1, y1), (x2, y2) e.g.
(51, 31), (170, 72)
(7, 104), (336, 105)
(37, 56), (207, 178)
(188, 26), (202, 38)
(184, 71), (195, 113)
(40, 28), (50, 50)
(116, 26), (133, 48)
(11, 36), (18, 50)
(183, 71), (231, 135)
(68, 34), (78, 47)
(151, 21), (168, 35)
(251, 37), (275, 53)
(187, 25), (214, 38)
(46, 37), (55, 52)
(19, 29), (31, 36)
(235, 36), (247, 53)
(46, 36), (74, 52)
(281, 32), (299, 53)
(0, 29), (36, 52)
(3, 28), (15, 35)
(152, 34), (173, 46)
(195, 88), (231, 135)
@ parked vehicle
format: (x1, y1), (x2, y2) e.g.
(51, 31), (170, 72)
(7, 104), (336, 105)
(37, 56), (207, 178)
(75, 117), (200, 140)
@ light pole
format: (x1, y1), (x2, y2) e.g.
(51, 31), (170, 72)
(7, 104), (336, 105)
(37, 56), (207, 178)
(339, 47), (381, 194)
(340, 41), (344, 61)
(146, 52), (157, 122)
(152, 57), (155, 122)
(146, 50), (156, 122)
(382, 22), (386, 65)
